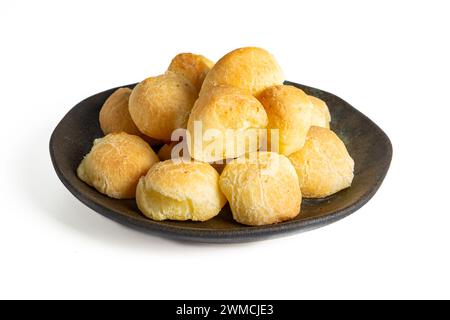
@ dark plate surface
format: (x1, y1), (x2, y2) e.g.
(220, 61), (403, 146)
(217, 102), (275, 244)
(50, 81), (392, 243)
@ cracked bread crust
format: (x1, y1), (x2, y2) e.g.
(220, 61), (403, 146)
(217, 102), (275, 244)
(77, 132), (159, 199)
(288, 126), (354, 198)
(258, 85), (330, 156)
(99, 87), (160, 145)
(168, 53), (214, 92)
(136, 160), (227, 221)
(308, 95), (331, 129)
(219, 152), (301, 226)
(129, 71), (197, 142)
(187, 85), (268, 162)
(200, 47), (284, 96)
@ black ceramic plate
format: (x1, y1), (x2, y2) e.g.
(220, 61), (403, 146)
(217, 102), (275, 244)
(50, 81), (392, 243)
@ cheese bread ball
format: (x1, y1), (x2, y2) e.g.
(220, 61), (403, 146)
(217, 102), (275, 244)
(308, 95), (331, 129)
(288, 126), (354, 198)
(258, 85), (329, 155)
(77, 133), (159, 199)
(187, 85), (268, 162)
(219, 152), (301, 226)
(168, 53), (214, 92)
(129, 72), (197, 142)
(136, 160), (227, 221)
(99, 87), (160, 145)
(200, 47), (284, 96)
(99, 88), (138, 135)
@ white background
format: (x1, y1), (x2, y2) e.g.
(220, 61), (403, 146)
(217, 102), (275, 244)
(1, 0), (449, 300)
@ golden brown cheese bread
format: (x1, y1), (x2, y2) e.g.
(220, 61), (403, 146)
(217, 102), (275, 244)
(168, 53), (214, 92)
(187, 85), (268, 162)
(200, 47), (284, 96)
(129, 71), (197, 142)
(99, 88), (137, 135)
(288, 126), (354, 198)
(219, 152), (301, 226)
(136, 160), (227, 221)
(99, 87), (160, 145)
(258, 85), (329, 156)
(308, 95), (331, 129)
(77, 133), (159, 199)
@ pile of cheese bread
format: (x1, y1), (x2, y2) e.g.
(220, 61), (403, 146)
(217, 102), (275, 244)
(77, 47), (354, 226)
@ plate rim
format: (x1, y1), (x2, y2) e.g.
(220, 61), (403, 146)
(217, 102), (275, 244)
(49, 81), (393, 243)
